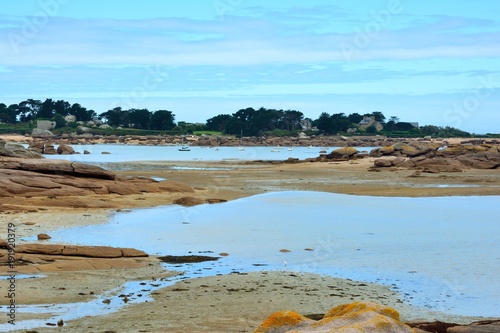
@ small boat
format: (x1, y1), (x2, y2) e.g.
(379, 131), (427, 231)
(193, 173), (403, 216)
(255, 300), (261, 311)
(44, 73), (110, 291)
(238, 130), (246, 150)
(271, 148), (281, 152)
(178, 146), (191, 151)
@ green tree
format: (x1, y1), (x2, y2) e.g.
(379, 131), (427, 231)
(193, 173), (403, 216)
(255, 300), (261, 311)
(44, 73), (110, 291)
(0, 103), (16, 123)
(54, 100), (71, 116)
(281, 110), (304, 131)
(18, 99), (41, 121)
(150, 110), (175, 130)
(100, 107), (124, 127)
(420, 126), (470, 138)
(52, 113), (66, 128)
(394, 122), (415, 131)
(371, 111), (386, 124)
(347, 112), (363, 124)
(419, 125), (440, 136)
(315, 112), (334, 133)
(70, 103), (95, 122)
(227, 107), (257, 135)
(366, 124), (378, 133)
(330, 113), (350, 132)
(389, 116), (399, 123)
(38, 98), (55, 119)
(129, 109), (151, 129)
(206, 114), (232, 131)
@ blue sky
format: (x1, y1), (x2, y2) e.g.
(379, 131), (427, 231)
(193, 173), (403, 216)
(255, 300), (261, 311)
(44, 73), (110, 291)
(1, 0), (499, 133)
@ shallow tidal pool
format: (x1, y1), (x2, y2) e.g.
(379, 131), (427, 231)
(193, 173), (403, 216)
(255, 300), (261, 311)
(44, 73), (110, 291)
(41, 191), (500, 318)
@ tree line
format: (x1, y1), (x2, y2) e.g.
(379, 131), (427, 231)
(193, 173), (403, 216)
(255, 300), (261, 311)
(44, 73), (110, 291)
(0, 99), (95, 123)
(0, 99), (176, 131)
(206, 107), (305, 136)
(0, 98), (475, 137)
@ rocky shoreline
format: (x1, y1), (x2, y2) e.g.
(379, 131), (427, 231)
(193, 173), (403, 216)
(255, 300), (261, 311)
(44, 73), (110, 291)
(1, 135), (499, 332)
(308, 141), (500, 172)
(9, 131), (500, 149)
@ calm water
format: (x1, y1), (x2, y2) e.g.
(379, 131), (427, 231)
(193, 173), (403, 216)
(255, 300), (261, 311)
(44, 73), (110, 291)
(5, 146), (498, 330)
(39, 191), (500, 317)
(42, 144), (375, 163)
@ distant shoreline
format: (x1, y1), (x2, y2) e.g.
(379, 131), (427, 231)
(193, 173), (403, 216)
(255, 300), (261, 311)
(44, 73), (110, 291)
(2, 133), (498, 149)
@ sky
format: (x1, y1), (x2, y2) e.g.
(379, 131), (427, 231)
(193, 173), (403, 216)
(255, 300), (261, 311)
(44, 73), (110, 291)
(1, 0), (499, 133)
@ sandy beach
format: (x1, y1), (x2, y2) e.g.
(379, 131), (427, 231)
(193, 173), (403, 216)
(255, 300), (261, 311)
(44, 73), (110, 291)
(1, 134), (500, 332)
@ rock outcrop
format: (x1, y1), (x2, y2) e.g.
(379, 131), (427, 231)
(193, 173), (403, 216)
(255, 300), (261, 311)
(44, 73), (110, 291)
(0, 157), (115, 180)
(0, 139), (42, 159)
(254, 302), (414, 333)
(6, 243), (148, 258)
(325, 147), (359, 160)
(446, 320), (500, 332)
(56, 143), (75, 155)
(371, 142), (500, 171)
(0, 242), (152, 273)
(0, 153), (196, 201)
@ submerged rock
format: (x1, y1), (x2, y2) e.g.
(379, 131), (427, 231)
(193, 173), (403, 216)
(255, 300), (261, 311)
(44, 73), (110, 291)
(158, 255), (219, 264)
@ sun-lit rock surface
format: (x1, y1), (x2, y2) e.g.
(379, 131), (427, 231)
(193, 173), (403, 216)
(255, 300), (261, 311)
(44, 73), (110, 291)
(254, 302), (415, 333)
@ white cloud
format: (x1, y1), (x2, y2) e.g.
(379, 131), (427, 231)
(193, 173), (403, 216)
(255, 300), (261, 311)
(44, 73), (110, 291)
(1, 3), (500, 133)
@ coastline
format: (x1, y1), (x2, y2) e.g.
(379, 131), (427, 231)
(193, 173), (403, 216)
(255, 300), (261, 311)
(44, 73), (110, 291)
(1, 135), (499, 332)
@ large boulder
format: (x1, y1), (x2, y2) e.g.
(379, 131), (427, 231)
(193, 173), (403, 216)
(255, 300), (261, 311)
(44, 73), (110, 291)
(254, 302), (414, 333)
(379, 145), (395, 155)
(64, 115), (76, 123)
(401, 145), (430, 157)
(326, 147), (358, 159)
(31, 128), (54, 137)
(57, 144), (75, 155)
(374, 159), (394, 167)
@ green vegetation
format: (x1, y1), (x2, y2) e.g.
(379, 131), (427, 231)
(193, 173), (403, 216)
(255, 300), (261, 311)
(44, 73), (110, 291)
(0, 98), (491, 138)
(193, 130), (223, 136)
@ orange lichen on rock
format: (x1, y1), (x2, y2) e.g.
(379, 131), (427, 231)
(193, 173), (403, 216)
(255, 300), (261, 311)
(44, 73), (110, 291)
(254, 302), (415, 333)
(254, 310), (313, 333)
(324, 301), (400, 321)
